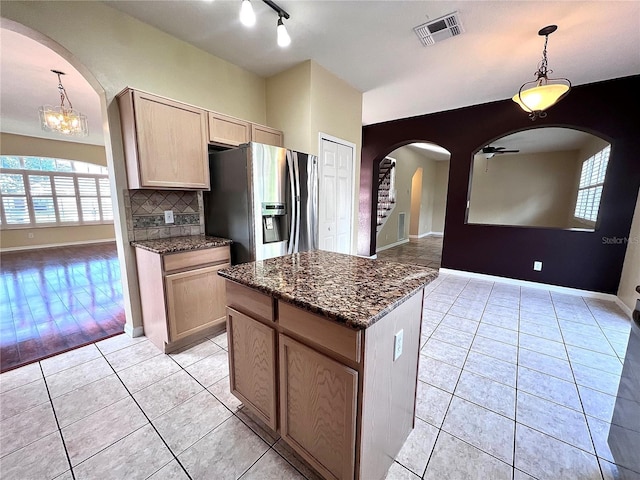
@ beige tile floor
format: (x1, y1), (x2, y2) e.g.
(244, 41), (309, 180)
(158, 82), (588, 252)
(0, 272), (638, 479)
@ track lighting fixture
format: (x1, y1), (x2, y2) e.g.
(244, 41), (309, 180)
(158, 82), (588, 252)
(238, 0), (291, 47)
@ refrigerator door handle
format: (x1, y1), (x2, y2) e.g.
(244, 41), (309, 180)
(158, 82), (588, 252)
(292, 152), (301, 253)
(309, 155), (319, 250)
(286, 151), (296, 254)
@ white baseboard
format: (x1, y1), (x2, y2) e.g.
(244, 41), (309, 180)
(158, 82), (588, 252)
(615, 298), (634, 320)
(376, 238), (410, 252)
(0, 238), (116, 253)
(409, 231), (444, 239)
(124, 323), (145, 338)
(439, 267), (619, 302)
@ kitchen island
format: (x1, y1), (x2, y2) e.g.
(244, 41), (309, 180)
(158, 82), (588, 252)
(218, 250), (438, 480)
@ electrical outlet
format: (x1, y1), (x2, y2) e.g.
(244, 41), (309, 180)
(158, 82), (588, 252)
(164, 210), (174, 224)
(533, 261), (543, 271)
(394, 329), (404, 361)
(27, 232), (34, 239)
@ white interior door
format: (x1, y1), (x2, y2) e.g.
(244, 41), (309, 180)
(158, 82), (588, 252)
(319, 136), (354, 254)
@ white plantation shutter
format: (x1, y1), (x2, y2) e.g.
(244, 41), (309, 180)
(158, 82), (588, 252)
(0, 157), (113, 228)
(574, 146), (610, 223)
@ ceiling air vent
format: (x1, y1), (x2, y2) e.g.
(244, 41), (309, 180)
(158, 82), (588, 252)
(414, 11), (464, 46)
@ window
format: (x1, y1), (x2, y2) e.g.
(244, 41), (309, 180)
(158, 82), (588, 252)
(0, 156), (113, 228)
(574, 146), (610, 223)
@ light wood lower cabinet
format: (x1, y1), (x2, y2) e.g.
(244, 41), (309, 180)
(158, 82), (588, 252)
(279, 334), (358, 480)
(227, 308), (277, 430)
(135, 246), (230, 352)
(224, 279), (424, 480)
(165, 263), (228, 342)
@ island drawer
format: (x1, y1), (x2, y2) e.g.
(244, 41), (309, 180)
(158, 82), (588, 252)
(163, 246), (230, 272)
(278, 301), (362, 364)
(226, 281), (275, 324)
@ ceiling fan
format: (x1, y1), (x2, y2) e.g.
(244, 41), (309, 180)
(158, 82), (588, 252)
(481, 145), (520, 172)
(482, 145), (520, 156)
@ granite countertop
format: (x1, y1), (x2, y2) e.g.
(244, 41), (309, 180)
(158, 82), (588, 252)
(218, 250), (438, 330)
(131, 235), (232, 254)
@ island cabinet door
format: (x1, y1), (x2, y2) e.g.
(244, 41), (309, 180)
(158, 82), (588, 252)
(165, 262), (229, 342)
(227, 308), (278, 430)
(279, 334), (358, 480)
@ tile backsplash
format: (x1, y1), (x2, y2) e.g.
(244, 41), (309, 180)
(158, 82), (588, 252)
(124, 190), (205, 241)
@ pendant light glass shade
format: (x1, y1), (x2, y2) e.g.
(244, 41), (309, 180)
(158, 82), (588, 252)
(512, 25), (571, 120)
(277, 16), (291, 47)
(240, 0), (256, 26)
(512, 83), (570, 114)
(38, 70), (88, 137)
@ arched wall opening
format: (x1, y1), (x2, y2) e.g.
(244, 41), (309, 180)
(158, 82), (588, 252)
(373, 141), (450, 268)
(1, 17), (143, 337)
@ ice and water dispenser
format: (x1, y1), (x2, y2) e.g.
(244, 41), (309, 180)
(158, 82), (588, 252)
(262, 202), (289, 244)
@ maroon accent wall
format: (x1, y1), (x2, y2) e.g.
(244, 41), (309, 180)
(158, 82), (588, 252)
(360, 75), (640, 294)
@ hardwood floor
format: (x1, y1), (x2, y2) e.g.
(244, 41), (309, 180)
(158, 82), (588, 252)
(0, 243), (124, 373)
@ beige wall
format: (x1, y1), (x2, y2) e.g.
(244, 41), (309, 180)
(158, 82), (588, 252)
(432, 161), (449, 233)
(410, 168), (423, 236)
(265, 62), (311, 153)
(1, 133), (107, 165)
(467, 151), (579, 228)
(0, 133), (115, 250)
(266, 60), (363, 254)
(1, 226), (115, 250)
(618, 189), (640, 313)
(377, 146), (448, 249)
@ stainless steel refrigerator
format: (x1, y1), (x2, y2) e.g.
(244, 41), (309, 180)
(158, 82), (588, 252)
(203, 142), (318, 264)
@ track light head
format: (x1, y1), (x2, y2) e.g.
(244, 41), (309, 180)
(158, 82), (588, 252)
(239, 0), (256, 27)
(277, 15), (291, 47)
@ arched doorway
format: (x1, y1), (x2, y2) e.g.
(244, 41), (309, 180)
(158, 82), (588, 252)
(375, 141), (450, 268)
(0, 19), (138, 370)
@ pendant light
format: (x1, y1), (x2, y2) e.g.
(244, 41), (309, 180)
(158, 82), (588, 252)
(512, 25), (571, 120)
(240, 0), (256, 27)
(38, 70), (89, 137)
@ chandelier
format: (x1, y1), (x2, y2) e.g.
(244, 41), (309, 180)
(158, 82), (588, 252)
(512, 25), (571, 120)
(38, 70), (89, 137)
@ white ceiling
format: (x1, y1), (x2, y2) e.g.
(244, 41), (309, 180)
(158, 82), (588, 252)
(1, 1), (639, 148)
(104, 0), (640, 125)
(0, 29), (104, 146)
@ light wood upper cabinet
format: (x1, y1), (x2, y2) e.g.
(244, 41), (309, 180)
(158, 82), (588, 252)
(251, 123), (284, 147)
(117, 89), (210, 190)
(227, 307), (277, 430)
(165, 262), (229, 343)
(208, 112), (284, 148)
(279, 334), (358, 480)
(208, 112), (250, 147)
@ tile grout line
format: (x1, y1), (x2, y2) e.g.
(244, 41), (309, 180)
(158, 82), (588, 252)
(551, 295), (606, 480)
(513, 283), (522, 480)
(38, 361), (77, 480)
(96, 345), (195, 480)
